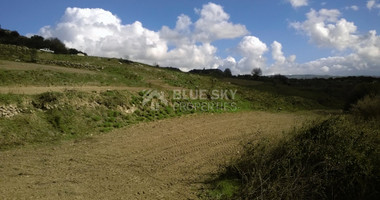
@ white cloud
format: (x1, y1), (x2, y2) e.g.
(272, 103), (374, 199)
(269, 41), (297, 68)
(36, 5), (380, 76)
(193, 2), (249, 42)
(291, 9), (358, 50)
(271, 41), (286, 64)
(237, 36), (268, 57)
(160, 43), (220, 71)
(159, 3), (248, 46)
(271, 8), (380, 75)
(219, 56), (237, 71)
(38, 4), (248, 71)
(266, 41), (299, 75)
(291, 9), (380, 57)
(266, 53), (379, 76)
(287, 55), (297, 63)
(288, 0), (308, 8)
(235, 36), (268, 74)
(367, 0), (380, 11)
(321, 66), (330, 72)
(39, 8), (167, 62)
(368, 1), (376, 9)
(217, 36), (270, 75)
(367, 0), (376, 9)
(345, 5), (359, 11)
(160, 14), (193, 46)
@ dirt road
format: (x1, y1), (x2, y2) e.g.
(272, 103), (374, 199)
(0, 112), (312, 199)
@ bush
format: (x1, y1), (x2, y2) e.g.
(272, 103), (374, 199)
(351, 95), (380, 119)
(32, 92), (62, 110)
(345, 82), (380, 110)
(220, 117), (380, 200)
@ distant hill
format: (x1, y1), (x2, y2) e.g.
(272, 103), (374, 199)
(285, 74), (337, 79)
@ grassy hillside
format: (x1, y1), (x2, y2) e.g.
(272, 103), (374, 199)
(0, 44), (318, 149)
(1, 43), (380, 150)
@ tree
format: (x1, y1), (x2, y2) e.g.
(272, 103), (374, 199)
(224, 68), (232, 77)
(68, 48), (80, 55)
(272, 74), (289, 85)
(10, 31), (20, 38)
(0, 27), (86, 55)
(29, 35), (45, 49)
(45, 38), (68, 54)
(251, 68), (262, 78)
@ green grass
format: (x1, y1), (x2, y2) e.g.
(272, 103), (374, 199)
(0, 93), (25, 105)
(0, 68), (145, 87)
(203, 179), (241, 199)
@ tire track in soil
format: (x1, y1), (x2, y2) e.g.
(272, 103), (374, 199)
(0, 111), (313, 199)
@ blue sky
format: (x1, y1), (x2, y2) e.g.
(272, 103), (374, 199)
(1, 0), (380, 75)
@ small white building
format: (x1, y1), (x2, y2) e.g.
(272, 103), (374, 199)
(39, 48), (54, 53)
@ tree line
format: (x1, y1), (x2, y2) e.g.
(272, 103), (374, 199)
(0, 27), (86, 55)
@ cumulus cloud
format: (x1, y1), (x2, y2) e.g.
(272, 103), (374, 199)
(300, 53), (380, 75)
(367, 0), (380, 10)
(39, 7), (167, 62)
(267, 53), (378, 76)
(36, 4), (380, 76)
(193, 3), (249, 42)
(217, 36), (269, 75)
(271, 41), (286, 64)
(38, 3), (249, 72)
(160, 43), (219, 71)
(159, 14), (193, 46)
(291, 9), (380, 56)
(218, 56), (237, 71)
(291, 9), (358, 50)
(235, 36), (268, 74)
(273, 8), (380, 75)
(288, 0), (308, 8)
(266, 41), (299, 75)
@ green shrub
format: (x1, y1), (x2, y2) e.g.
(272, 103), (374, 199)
(345, 82), (380, 110)
(218, 117), (380, 200)
(351, 95), (380, 119)
(32, 92), (62, 110)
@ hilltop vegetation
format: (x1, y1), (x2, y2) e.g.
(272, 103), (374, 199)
(0, 28), (85, 55)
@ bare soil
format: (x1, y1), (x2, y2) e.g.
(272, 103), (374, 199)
(0, 111), (313, 199)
